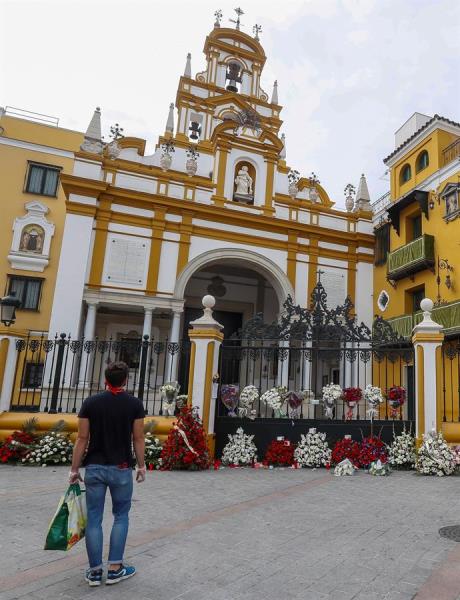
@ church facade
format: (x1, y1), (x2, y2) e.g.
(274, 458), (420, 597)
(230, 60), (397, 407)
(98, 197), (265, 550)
(45, 21), (374, 393)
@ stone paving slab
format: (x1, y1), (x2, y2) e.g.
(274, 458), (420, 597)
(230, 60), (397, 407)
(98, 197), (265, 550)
(1, 466), (460, 599)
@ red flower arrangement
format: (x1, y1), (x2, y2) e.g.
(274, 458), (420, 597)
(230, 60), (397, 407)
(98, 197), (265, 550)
(264, 439), (295, 467)
(160, 405), (210, 471)
(0, 430), (36, 464)
(331, 437), (361, 467)
(358, 436), (388, 468)
(387, 386), (406, 418)
(342, 387), (362, 420)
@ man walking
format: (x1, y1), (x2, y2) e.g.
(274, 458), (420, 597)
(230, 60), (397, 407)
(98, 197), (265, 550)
(69, 361), (146, 586)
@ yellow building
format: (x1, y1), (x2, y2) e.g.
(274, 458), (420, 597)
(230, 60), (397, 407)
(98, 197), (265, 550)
(0, 107), (82, 409)
(373, 112), (460, 335)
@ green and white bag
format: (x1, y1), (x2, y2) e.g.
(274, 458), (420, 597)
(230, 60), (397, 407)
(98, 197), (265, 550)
(45, 484), (87, 550)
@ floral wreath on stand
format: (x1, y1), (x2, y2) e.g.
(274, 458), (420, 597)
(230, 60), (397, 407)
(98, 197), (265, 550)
(387, 386), (406, 418)
(239, 385), (259, 419)
(342, 387), (362, 421)
(322, 383), (342, 419)
(261, 386), (287, 418)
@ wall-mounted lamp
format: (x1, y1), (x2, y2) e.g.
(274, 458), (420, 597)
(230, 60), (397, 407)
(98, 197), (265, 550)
(435, 257), (454, 305)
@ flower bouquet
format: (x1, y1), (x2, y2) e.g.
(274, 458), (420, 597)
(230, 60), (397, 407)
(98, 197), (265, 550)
(388, 427), (416, 469)
(160, 405), (210, 470)
(331, 436), (361, 468)
(264, 438), (295, 467)
(221, 384), (239, 417)
(0, 430), (36, 464)
(342, 387), (362, 421)
(416, 430), (455, 476)
(294, 428), (331, 468)
(286, 391), (303, 419)
(160, 381), (180, 416)
(387, 386), (406, 418)
(334, 458), (356, 476)
(369, 459), (391, 476)
(364, 384), (384, 435)
(144, 433), (163, 470)
(322, 383), (342, 419)
(359, 436), (388, 468)
(239, 385), (259, 418)
(221, 427), (257, 466)
(176, 394), (188, 408)
(23, 432), (73, 466)
(261, 386), (287, 418)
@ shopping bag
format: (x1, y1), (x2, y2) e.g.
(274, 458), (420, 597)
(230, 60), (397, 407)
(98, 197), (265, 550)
(44, 483), (87, 551)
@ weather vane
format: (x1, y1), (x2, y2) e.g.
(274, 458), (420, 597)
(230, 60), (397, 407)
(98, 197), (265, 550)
(230, 7), (244, 30)
(214, 9), (222, 27)
(253, 24), (262, 40)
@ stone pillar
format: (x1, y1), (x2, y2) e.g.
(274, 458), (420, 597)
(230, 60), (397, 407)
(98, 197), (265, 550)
(412, 298), (444, 441)
(79, 301), (98, 384)
(165, 310), (182, 383)
(0, 336), (19, 412)
(188, 295), (223, 457)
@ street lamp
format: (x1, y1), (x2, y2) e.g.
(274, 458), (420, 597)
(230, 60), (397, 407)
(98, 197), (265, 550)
(0, 291), (21, 326)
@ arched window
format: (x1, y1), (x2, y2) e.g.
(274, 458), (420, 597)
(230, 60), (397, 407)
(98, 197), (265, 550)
(400, 163), (412, 184)
(416, 150), (429, 173)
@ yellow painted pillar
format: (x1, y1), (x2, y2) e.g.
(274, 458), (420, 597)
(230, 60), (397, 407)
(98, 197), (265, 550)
(147, 208), (166, 293)
(176, 214), (192, 278)
(287, 231), (297, 292)
(212, 143), (230, 207)
(307, 237), (319, 306)
(263, 155), (277, 216)
(187, 295), (224, 458)
(412, 298), (444, 443)
(88, 196), (112, 286)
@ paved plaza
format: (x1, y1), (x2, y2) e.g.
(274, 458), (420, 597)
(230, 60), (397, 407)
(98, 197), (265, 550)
(2, 467), (460, 600)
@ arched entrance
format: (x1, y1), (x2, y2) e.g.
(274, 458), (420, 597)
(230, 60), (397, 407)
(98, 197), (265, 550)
(174, 248), (295, 389)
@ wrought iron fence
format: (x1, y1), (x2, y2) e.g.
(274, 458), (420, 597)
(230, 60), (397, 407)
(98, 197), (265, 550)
(216, 281), (415, 422)
(441, 339), (460, 422)
(11, 333), (191, 415)
(217, 339), (414, 421)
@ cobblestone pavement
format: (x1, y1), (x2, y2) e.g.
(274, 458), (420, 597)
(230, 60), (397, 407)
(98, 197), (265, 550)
(2, 467), (460, 600)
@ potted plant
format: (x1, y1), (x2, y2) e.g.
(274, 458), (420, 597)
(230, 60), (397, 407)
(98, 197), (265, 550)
(160, 140), (175, 171)
(186, 145), (199, 177)
(287, 169), (300, 199)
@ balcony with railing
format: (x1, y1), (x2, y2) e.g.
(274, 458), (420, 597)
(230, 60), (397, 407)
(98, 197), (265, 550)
(388, 299), (460, 339)
(443, 138), (460, 166)
(387, 234), (435, 281)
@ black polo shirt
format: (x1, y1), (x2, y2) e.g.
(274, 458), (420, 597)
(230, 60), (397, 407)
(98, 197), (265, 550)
(79, 391), (145, 467)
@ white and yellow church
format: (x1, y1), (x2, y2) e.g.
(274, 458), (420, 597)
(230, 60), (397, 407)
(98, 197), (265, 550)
(48, 19), (374, 380)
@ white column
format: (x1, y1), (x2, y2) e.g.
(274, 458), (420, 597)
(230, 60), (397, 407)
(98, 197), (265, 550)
(0, 336), (19, 412)
(143, 308), (153, 338)
(48, 212), (95, 339)
(165, 311), (182, 383)
(277, 340), (290, 388)
(79, 301), (98, 383)
(412, 298), (444, 438)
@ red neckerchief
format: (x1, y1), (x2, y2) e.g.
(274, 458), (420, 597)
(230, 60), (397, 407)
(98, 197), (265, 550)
(105, 381), (125, 395)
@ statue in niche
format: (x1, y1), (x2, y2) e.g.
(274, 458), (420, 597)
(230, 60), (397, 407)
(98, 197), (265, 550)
(234, 165), (254, 204)
(19, 225), (44, 253)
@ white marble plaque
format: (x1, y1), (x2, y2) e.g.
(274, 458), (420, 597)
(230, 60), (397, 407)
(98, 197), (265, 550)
(320, 269), (347, 309)
(105, 236), (148, 286)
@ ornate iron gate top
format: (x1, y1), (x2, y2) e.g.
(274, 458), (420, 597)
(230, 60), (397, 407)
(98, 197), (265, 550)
(233, 281), (407, 345)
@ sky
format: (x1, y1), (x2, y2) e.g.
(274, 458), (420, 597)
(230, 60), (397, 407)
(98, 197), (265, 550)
(2, 0), (459, 208)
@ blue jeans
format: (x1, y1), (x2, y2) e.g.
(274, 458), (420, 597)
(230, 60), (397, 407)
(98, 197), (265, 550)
(84, 465), (133, 569)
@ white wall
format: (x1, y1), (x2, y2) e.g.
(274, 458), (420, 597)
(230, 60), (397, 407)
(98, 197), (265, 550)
(355, 261), (373, 327)
(48, 213), (94, 338)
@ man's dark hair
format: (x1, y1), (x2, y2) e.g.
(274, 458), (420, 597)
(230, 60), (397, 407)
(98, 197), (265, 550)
(105, 361), (129, 387)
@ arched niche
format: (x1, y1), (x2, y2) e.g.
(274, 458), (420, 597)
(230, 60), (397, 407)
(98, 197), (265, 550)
(233, 160), (256, 204)
(19, 224), (45, 253)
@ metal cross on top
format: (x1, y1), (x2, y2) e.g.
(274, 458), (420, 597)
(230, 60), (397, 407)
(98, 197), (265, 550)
(253, 23), (262, 40)
(230, 7), (244, 30)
